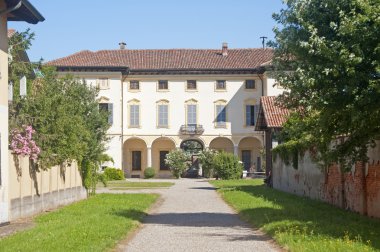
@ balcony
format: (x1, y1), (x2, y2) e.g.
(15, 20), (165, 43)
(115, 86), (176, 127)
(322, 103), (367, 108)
(180, 124), (204, 135)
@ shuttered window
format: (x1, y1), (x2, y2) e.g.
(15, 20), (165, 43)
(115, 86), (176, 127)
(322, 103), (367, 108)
(158, 104), (169, 127)
(99, 103), (113, 124)
(130, 105), (140, 127)
(187, 104), (197, 125)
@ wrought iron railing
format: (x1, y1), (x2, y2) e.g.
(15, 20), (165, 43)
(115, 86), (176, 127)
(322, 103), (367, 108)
(180, 124), (204, 135)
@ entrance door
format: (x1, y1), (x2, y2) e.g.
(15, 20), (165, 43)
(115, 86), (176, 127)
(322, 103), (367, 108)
(242, 150), (251, 171)
(132, 151), (141, 170)
(159, 151), (169, 170)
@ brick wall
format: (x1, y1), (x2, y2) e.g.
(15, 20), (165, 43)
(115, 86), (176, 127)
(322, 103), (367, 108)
(273, 142), (380, 218)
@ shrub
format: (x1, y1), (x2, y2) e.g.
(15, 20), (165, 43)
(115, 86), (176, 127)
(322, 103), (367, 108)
(144, 167), (155, 179)
(97, 172), (108, 187)
(104, 167), (124, 180)
(165, 149), (189, 179)
(213, 152), (243, 180)
(198, 149), (218, 178)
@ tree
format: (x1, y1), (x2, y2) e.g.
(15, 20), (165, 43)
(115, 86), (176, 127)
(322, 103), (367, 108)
(165, 149), (189, 178)
(198, 149), (218, 178)
(271, 0), (380, 169)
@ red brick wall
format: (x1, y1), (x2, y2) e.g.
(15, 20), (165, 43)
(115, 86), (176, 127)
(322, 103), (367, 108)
(323, 162), (380, 218)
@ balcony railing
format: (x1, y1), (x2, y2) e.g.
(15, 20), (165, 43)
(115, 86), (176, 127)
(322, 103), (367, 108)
(180, 124), (204, 135)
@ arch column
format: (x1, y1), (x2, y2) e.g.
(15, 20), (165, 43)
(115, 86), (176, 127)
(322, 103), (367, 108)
(234, 145), (239, 156)
(147, 146), (152, 167)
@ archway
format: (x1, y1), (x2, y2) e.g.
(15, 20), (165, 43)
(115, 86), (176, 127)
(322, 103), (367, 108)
(180, 139), (204, 178)
(209, 137), (234, 154)
(123, 138), (147, 178)
(238, 137), (263, 172)
(180, 139), (204, 154)
(151, 137), (176, 178)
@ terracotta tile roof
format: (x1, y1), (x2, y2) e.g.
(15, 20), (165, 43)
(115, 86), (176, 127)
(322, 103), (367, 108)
(46, 48), (273, 71)
(7, 29), (16, 38)
(256, 96), (289, 130)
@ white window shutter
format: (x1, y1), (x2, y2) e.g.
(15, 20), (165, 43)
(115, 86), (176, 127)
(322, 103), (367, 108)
(8, 81), (13, 102)
(20, 76), (27, 97)
(254, 104), (259, 125)
(108, 103), (113, 124)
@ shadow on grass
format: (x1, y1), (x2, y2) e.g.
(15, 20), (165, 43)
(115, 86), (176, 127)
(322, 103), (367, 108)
(219, 183), (380, 250)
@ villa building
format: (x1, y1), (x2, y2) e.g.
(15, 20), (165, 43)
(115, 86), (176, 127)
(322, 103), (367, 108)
(48, 43), (283, 178)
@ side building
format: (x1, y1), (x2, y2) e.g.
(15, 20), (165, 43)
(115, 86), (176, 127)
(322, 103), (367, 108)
(48, 43), (282, 178)
(0, 0), (44, 224)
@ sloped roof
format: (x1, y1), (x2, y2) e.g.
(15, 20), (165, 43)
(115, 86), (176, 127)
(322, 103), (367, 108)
(46, 48), (274, 72)
(5, 0), (44, 24)
(255, 96), (290, 130)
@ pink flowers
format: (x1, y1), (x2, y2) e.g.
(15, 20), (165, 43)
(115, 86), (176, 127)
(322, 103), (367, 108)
(10, 125), (41, 161)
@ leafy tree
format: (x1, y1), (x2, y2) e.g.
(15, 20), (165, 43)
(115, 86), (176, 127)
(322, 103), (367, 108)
(198, 149), (218, 178)
(212, 152), (243, 180)
(271, 0), (380, 169)
(165, 149), (189, 178)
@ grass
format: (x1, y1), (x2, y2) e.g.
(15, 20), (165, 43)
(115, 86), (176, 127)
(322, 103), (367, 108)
(99, 181), (174, 189)
(210, 179), (380, 252)
(0, 193), (158, 252)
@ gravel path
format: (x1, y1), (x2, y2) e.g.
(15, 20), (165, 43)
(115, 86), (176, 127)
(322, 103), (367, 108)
(118, 178), (279, 252)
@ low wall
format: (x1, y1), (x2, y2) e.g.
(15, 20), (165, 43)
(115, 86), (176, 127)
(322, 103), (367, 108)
(8, 154), (87, 221)
(272, 143), (380, 218)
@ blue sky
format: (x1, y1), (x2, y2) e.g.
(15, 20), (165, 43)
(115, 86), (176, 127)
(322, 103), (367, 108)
(9, 0), (285, 62)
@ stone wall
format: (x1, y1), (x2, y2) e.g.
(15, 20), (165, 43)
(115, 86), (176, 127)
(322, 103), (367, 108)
(8, 154), (87, 221)
(272, 142), (380, 218)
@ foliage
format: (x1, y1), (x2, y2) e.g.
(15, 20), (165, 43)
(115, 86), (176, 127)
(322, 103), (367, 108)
(104, 167), (125, 181)
(10, 125), (40, 161)
(270, 0), (380, 169)
(165, 149), (189, 178)
(8, 29), (41, 100)
(198, 149), (218, 178)
(211, 179), (380, 252)
(0, 194), (158, 252)
(212, 152), (243, 180)
(144, 167), (156, 179)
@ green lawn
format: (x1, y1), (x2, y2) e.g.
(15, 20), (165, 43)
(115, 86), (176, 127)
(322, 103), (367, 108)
(99, 181), (174, 190)
(0, 194), (158, 252)
(210, 179), (380, 252)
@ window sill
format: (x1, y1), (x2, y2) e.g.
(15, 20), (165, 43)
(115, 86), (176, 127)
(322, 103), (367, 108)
(128, 126), (141, 129)
(128, 89), (141, 93)
(157, 90), (170, 92)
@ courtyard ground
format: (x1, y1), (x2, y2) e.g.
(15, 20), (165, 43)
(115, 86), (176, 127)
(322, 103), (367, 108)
(117, 178), (279, 252)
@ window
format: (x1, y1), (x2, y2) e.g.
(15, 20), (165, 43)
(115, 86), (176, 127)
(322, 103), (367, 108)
(245, 104), (259, 126)
(158, 104), (169, 127)
(245, 105), (255, 126)
(99, 103), (113, 124)
(187, 104), (197, 125)
(186, 80), (197, 90)
(215, 104), (226, 127)
(160, 151), (169, 170)
(216, 80), (226, 90)
(158, 80), (168, 90)
(132, 151), (141, 170)
(245, 80), (255, 89)
(97, 78), (109, 90)
(130, 80), (139, 90)
(129, 104), (140, 127)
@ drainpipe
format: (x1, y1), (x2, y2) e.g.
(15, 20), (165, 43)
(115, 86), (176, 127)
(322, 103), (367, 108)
(258, 74), (264, 96)
(120, 69), (129, 174)
(0, 1), (22, 16)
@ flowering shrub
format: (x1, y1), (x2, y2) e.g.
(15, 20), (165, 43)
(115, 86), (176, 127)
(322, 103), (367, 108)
(10, 125), (40, 161)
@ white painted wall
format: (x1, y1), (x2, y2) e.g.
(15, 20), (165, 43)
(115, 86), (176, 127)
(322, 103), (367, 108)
(0, 1), (9, 224)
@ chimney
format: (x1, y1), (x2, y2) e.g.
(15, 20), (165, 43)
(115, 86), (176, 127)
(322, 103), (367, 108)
(119, 41), (126, 50)
(222, 42), (228, 56)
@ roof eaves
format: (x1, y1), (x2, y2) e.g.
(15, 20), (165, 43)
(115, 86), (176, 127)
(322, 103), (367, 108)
(5, 0), (44, 24)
